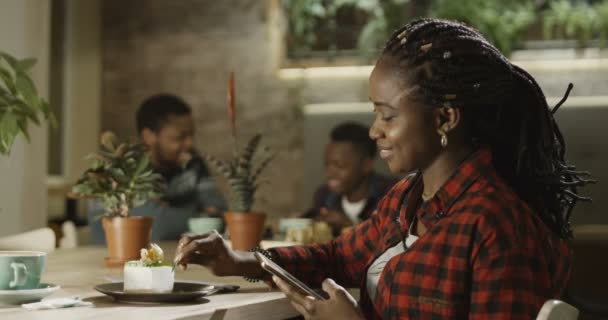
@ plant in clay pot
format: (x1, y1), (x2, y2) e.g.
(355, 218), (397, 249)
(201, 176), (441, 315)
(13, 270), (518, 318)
(203, 72), (274, 251)
(72, 131), (164, 267)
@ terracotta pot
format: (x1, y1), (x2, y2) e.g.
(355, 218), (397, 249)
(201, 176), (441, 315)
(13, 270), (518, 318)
(102, 216), (153, 267)
(224, 212), (266, 251)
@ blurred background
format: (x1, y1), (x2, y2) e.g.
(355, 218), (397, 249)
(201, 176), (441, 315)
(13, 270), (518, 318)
(1, 0), (607, 238)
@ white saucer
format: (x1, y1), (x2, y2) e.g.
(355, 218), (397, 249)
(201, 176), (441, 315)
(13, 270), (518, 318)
(0, 283), (60, 305)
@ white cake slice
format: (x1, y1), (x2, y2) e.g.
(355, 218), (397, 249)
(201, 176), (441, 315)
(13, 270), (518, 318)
(123, 244), (175, 293)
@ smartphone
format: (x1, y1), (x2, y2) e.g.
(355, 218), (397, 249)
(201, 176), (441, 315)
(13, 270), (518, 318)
(254, 252), (326, 300)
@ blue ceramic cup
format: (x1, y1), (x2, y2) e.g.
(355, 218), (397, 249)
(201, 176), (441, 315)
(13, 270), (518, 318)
(188, 217), (224, 234)
(0, 251), (46, 290)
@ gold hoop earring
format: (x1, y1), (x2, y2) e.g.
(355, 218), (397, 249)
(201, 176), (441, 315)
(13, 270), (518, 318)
(440, 134), (448, 148)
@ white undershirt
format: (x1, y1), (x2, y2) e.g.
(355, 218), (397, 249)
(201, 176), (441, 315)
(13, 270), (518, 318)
(341, 196), (367, 225)
(366, 221), (419, 301)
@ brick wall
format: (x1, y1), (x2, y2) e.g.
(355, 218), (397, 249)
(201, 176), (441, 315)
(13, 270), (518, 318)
(101, 0), (608, 224)
(102, 0), (304, 219)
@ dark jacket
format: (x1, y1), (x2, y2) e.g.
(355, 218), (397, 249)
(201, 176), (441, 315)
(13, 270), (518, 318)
(303, 172), (398, 223)
(161, 155), (226, 211)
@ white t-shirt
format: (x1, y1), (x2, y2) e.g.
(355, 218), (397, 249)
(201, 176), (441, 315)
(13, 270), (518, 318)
(341, 196), (367, 226)
(366, 221), (419, 301)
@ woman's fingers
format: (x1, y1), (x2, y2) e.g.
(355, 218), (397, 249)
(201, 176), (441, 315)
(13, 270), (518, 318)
(322, 278), (356, 304)
(288, 300), (311, 319)
(174, 230), (222, 267)
(273, 276), (316, 314)
(321, 278), (340, 297)
(176, 233), (205, 255)
(177, 231), (216, 249)
(175, 235), (198, 270)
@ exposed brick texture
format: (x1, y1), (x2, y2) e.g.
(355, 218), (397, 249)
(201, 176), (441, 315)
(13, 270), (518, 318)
(102, 0), (304, 219)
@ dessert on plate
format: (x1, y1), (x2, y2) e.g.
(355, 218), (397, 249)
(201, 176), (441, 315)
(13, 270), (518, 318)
(123, 243), (175, 293)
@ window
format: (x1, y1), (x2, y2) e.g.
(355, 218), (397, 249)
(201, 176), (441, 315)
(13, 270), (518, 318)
(281, 0), (413, 66)
(281, 0), (608, 66)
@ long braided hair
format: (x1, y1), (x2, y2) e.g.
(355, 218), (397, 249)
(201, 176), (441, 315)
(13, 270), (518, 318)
(382, 18), (594, 239)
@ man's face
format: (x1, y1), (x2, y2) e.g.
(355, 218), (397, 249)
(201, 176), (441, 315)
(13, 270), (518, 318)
(324, 141), (372, 195)
(143, 114), (194, 170)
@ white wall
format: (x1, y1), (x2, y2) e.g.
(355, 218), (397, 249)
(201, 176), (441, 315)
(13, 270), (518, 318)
(0, 0), (50, 237)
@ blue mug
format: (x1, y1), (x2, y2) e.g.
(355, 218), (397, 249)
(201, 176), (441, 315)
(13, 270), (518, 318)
(0, 251), (46, 290)
(188, 217), (224, 234)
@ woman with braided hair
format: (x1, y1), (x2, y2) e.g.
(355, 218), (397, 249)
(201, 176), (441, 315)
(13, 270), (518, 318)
(174, 18), (594, 319)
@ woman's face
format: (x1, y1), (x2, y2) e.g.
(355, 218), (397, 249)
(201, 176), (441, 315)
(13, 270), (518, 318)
(369, 55), (441, 174)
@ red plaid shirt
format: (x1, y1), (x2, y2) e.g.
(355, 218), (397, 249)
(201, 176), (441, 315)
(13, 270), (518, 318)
(270, 148), (571, 319)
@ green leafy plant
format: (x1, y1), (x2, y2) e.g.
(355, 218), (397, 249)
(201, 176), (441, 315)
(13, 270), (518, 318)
(543, 0), (602, 48)
(204, 134), (274, 213)
(203, 72), (274, 213)
(430, 0), (536, 55)
(282, 0), (327, 54)
(282, 0), (608, 61)
(72, 131), (164, 217)
(357, 0), (412, 57)
(596, 1), (608, 47)
(0, 51), (54, 154)
(282, 0), (537, 58)
(282, 0), (411, 57)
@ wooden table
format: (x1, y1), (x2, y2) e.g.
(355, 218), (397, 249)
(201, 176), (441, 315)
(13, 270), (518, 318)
(0, 241), (300, 320)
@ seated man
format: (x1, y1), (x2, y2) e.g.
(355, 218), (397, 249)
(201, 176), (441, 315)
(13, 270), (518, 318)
(89, 94), (226, 244)
(303, 122), (397, 236)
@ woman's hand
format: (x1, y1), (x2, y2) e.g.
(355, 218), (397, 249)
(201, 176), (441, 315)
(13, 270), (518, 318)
(173, 230), (263, 278)
(273, 276), (365, 320)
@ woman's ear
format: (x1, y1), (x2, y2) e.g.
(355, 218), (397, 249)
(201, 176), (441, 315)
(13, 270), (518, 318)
(434, 106), (462, 136)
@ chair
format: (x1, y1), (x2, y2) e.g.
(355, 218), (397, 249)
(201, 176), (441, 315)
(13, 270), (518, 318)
(537, 300), (579, 320)
(0, 228), (56, 252)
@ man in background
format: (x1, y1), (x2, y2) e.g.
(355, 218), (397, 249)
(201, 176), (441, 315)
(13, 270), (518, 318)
(303, 122), (397, 236)
(89, 94), (225, 243)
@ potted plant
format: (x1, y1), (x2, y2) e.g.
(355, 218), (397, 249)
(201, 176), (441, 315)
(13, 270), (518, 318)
(203, 72), (274, 251)
(72, 131), (164, 266)
(0, 51), (54, 154)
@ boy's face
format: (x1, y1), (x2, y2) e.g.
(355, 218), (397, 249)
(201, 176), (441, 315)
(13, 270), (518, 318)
(143, 114), (194, 170)
(324, 141), (372, 196)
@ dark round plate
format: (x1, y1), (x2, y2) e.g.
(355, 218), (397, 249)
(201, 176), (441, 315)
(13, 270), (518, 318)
(94, 282), (219, 303)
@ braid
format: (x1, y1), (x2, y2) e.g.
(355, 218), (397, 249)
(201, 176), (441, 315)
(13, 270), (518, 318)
(382, 18), (595, 239)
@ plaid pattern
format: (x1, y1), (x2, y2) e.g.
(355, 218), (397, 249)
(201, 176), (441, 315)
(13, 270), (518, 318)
(270, 148), (571, 319)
